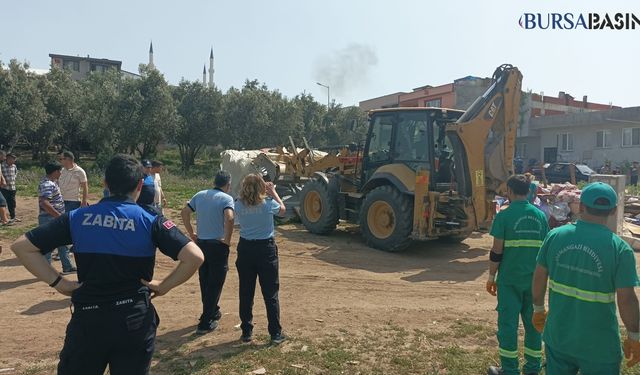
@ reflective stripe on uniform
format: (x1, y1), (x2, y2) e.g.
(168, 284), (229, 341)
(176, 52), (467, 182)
(504, 239), (543, 248)
(524, 346), (543, 358)
(499, 347), (519, 359)
(549, 279), (615, 304)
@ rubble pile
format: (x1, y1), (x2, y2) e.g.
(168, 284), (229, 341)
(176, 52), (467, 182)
(536, 183), (581, 228)
(498, 182), (640, 250)
(623, 196), (640, 250)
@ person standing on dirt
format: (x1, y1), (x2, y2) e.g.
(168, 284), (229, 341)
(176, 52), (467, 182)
(10, 154), (204, 375)
(1, 152), (19, 222)
(532, 182), (640, 373)
(0, 161), (10, 226)
(0, 151), (9, 225)
(0, 189), (10, 226)
(181, 170), (234, 335)
(234, 173), (286, 344)
(151, 160), (167, 213)
(58, 151), (89, 212)
(38, 161), (76, 274)
(136, 160), (157, 213)
(485, 174), (549, 375)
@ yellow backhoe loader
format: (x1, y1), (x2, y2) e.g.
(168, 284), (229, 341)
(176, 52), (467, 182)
(291, 64), (522, 251)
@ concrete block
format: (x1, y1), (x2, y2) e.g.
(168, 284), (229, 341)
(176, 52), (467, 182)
(588, 174), (626, 235)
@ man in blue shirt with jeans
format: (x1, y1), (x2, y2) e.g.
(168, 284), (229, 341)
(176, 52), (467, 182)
(181, 170), (235, 334)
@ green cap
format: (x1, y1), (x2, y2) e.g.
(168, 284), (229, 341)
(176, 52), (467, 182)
(580, 182), (617, 209)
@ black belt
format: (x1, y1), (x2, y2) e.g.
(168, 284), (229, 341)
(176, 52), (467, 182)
(72, 291), (149, 313)
(239, 237), (274, 244)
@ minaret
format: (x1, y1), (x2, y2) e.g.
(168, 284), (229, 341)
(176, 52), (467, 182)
(208, 47), (214, 87)
(148, 41), (154, 69)
(202, 65), (206, 85)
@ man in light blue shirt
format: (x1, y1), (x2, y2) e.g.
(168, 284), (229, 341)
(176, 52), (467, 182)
(181, 171), (234, 334)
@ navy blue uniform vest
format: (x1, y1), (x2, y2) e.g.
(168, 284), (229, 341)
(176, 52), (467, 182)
(26, 196), (189, 304)
(67, 199), (159, 302)
(69, 199), (156, 257)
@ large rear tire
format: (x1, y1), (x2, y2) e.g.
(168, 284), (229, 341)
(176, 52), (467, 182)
(360, 185), (413, 252)
(299, 179), (339, 234)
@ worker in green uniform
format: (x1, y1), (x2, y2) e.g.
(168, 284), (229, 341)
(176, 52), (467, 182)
(532, 182), (640, 374)
(486, 174), (549, 375)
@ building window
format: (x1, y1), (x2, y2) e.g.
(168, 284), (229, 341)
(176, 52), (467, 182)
(560, 133), (573, 151)
(425, 98), (441, 107)
(516, 143), (527, 158)
(62, 60), (80, 71)
(91, 64), (110, 72)
(596, 130), (611, 148)
(623, 127), (640, 147)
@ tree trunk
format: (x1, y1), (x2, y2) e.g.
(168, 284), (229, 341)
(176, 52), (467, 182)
(178, 144), (190, 172)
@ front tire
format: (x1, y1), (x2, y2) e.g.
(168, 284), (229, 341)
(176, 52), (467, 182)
(359, 185), (413, 252)
(299, 179), (339, 234)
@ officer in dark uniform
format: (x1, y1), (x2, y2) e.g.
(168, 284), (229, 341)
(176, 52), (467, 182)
(136, 159), (157, 214)
(11, 154), (204, 375)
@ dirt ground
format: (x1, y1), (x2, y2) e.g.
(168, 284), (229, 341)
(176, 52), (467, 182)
(1, 195), (507, 374)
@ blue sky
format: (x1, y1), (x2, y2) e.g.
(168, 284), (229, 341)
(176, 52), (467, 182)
(2, 0), (639, 107)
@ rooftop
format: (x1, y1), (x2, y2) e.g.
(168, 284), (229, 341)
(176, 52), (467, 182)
(530, 106), (640, 130)
(49, 53), (122, 68)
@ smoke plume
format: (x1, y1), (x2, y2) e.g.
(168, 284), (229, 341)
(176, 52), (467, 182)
(313, 43), (378, 99)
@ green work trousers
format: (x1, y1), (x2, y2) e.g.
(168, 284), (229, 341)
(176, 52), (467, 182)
(545, 344), (620, 375)
(496, 283), (542, 375)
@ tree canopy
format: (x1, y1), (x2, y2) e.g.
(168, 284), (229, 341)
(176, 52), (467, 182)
(0, 60), (367, 170)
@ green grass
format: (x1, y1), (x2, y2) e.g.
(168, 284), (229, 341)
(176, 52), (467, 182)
(13, 318), (640, 374)
(155, 147), (222, 179)
(14, 165), (106, 199)
(148, 320), (640, 375)
(21, 361), (57, 375)
(450, 319), (495, 340)
(150, 320), (502, 375)
(627, 184), (640, 196)
(160, 172), (211, 211)
(155, 147), (221, 210)
(13, 147), (220, 209)
(14, 168), (42, 197)
(0, 223), (37, 241)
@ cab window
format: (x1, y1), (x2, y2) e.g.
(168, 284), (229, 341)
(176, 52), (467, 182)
(434, 119), (457, 186)
(367, 114), (394, 163)
(393, 112), (429, 161)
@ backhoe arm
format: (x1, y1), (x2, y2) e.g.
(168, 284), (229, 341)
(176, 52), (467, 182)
(446, 64), (522, 229)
